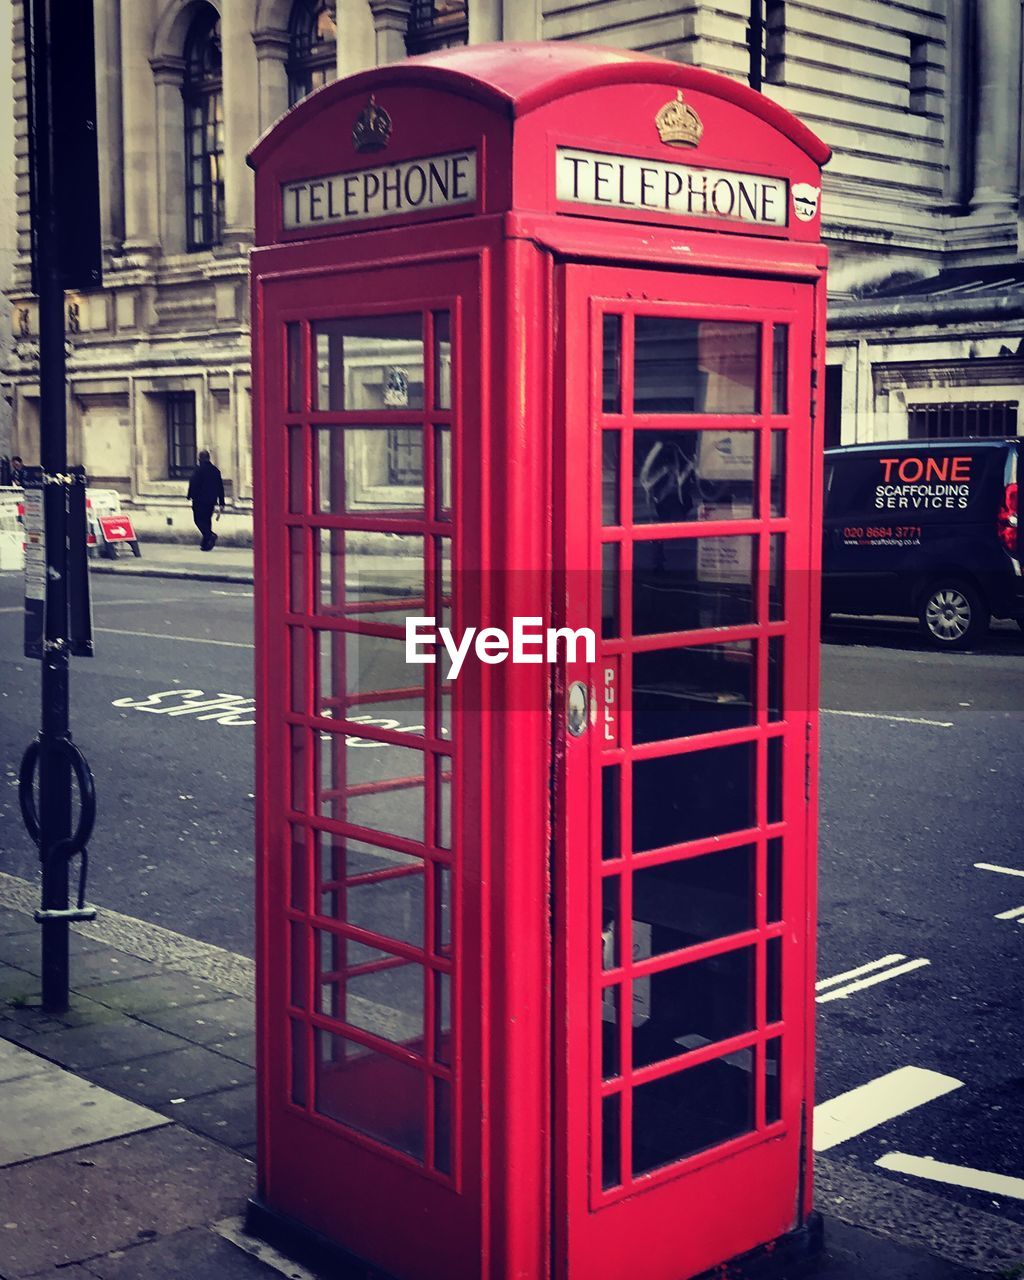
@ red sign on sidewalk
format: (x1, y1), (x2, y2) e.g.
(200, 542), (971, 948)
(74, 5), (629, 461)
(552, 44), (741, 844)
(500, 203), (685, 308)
(98, 514), (136, 543)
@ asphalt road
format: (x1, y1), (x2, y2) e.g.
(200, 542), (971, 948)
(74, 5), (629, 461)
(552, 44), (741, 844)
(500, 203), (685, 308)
(1, 571), (1022, 1243)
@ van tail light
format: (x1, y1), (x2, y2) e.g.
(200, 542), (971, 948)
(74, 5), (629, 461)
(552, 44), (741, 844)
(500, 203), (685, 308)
(85, 497), (96, 546)
(997, 482), (1018, 557)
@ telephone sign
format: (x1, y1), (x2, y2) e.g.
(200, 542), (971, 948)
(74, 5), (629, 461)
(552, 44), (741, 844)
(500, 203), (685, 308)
(249, 42), (829, 1280)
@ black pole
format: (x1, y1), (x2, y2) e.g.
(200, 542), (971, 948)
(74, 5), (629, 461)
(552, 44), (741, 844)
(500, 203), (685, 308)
(748, 0), (764, 91)
(26, 0), (72, 1013)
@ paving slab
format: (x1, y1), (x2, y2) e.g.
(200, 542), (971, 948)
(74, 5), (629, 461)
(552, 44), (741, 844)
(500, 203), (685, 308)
(73, 1227), (282, 1280)
(0, 1018), (188, 1070)
(0, 1048), (168, 1167)
(208, 1033), (256, 1068)
(0, 1124), (253, 1276)
(82, 972), (232, 1015)
(0, 932), (109, 977)
(0, 968), (42, 1006)
(0, 1038), (50, 1084)
(138, 997), (253, 1045)
(1, 993), (120, 1033)
(0, 909), (38, 938)
(157, 1083), (257, 1150)
(82, 1045), (253, 1108)
(68, 950), (158, 989)
(817, 1217), (990, 1279)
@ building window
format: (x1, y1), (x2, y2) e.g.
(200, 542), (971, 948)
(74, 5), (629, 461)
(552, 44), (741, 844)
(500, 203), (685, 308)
(908, 401), (1019, 439)
(406, 0), (468, 56)
(764, 0), (785, 85)
(387, 428), (423, 485)
(167, 394), (197, 479)
(909, 36), (931, 115)
(184, 5), (224, 251)
(288, 0), (337, 107)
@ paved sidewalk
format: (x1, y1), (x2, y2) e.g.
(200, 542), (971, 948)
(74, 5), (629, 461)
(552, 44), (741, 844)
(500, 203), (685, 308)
(87, 541), (255, 585)
(0, 901), (1009, 1279)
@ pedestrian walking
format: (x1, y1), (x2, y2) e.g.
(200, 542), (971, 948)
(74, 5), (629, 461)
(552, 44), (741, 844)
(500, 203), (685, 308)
(9, 456), (25, 487)
(187, 449), (225, 551)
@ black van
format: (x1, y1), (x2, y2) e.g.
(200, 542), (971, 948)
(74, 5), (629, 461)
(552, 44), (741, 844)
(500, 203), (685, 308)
(822, 438), (1021, 648)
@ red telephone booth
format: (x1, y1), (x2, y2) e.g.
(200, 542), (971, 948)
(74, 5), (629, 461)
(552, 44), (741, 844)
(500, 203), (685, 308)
(249, 43), (829, 1280)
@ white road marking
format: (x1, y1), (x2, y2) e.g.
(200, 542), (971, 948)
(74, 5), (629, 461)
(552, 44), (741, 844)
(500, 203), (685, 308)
(817, 954), (907, 992)
(975, 862), (1024, 880)
(814, 1067), (962, 1153)
(816, 958), (930, 1004)
(995, 905), (1024, 920)
(95, 627), (254, 649)
(822, 709), (953, 728)
(876, 1153), (1024, 1202)
(211, 589), (253, 598)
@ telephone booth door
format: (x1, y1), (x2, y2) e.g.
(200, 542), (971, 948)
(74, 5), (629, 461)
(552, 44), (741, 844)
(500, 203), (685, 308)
(556, 264), (818, 1280)
(255, 255), (486, 1280)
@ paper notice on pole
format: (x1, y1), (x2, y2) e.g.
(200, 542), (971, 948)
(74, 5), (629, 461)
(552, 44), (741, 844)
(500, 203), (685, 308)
(22, 487), (45, 601)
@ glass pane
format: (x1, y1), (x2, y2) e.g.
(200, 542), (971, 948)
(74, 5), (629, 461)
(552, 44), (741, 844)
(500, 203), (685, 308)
(633, 945), (755, 1069)
(437, 537), (452, 630)
(436, 756), (452, 849)
(632, 641), (755, 743)
(633, 1052), (754, 1175)
(316, 831), (424, 948)
(601, 876), (619, 970)
(288, 426), (305, 512)
(318, 426), (424, 514)
(767, 737), (783, 825)
(602, 543), (620, 638)
(434, 311), (452, 410)
(602, 315), (622, 413)
(602, 1093), (622, 1189)
(634, 317), (760, 414)
(290, 922), (308, 1009)
(314, 314), (424, 411)
(602, 766), (620, 860)
(632, 845), (755, 956)
(770, 431), (786, 516)
(766, 1037), (782, 1124)
(290, 824), (308, 911)
(602, 986), (620, 1079)
(433, 1077), (453, 1174)
(602, 433), (620, 525)
(287, 322), (303, 412)
(767, 637), (783, 722)
(315, 1029), (425, 1160)
(633, 741), (754, 851)
(633, 537), (756, 635)
(767, 837), (783, 923)
(317, 932), (424, 1048)
(436, 426), (452, 520)
(291, 726), (308, 813)
(633, 430), (757, 523)
(772, 326), (788, 414)
(289, 527), (306, 614)
(318, 733), (425, 843)
(317, 530), (425, 623)
(434, 863), (451, 955)
(769, 534), (785, 621)
(434, 970), (451, 1065)
(767, 936), (782, 1024)
(316, 629), (425, 733)
(290, 626), (308, 714)
(291, 1019), (308, 1106)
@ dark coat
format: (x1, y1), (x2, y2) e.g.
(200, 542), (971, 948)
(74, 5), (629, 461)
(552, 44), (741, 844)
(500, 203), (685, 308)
(187, 460), (225, 509)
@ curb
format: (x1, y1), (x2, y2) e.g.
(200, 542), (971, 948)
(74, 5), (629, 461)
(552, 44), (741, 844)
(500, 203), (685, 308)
(88, 564), (255, 586)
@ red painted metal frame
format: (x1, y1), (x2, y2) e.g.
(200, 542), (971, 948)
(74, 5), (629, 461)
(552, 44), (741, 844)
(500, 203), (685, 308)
(251, 42), (827, 1280)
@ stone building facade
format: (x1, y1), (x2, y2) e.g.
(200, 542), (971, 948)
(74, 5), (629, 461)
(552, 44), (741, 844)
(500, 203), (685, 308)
(3, 0), (1022, 539)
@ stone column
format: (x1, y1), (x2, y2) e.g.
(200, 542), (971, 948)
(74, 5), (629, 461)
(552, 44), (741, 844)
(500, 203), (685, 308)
(338, 0), (378, 77)
(971, 0), (1023, 214)
(120, 0), (160, 256)
(150, 56), (186, 255)
(367, 0), (412, 65)
(93, 0), (124, 253)
(500, 0), (540, 41)
(468, 0), (500, 42)
(222, 0), (259, 244)
(253, 29), (290, 135)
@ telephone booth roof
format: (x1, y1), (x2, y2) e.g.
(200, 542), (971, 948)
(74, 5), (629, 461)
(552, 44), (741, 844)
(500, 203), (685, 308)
(250, 42), (830, 251)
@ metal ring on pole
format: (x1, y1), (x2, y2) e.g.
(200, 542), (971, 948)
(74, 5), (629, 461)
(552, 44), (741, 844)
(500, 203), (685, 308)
(18, 737), (96, 859)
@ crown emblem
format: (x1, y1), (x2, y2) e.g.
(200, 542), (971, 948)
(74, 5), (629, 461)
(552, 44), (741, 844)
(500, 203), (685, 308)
(353, 95), (392, 153)
(655, 91), (703, 148)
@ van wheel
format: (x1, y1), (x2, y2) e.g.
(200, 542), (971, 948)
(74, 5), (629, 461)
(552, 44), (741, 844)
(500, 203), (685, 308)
(918, 580), (988, 650)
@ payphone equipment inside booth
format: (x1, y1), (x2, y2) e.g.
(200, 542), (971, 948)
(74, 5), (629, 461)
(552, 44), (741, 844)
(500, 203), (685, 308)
(249, 43), (829, 1280)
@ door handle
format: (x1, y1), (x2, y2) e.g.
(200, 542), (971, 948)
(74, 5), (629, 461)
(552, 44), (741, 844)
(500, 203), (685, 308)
(567, 681), (590, 737)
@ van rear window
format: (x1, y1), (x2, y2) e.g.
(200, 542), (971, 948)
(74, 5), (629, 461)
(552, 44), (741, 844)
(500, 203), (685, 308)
(827, 448), (1005, 520)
